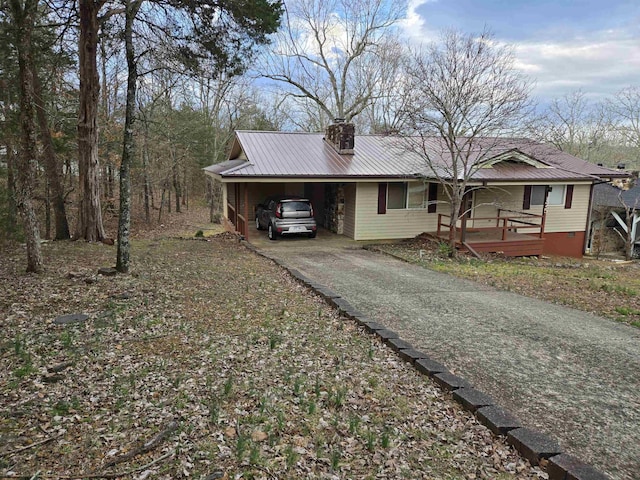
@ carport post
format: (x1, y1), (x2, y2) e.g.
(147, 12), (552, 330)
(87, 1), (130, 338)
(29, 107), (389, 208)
(244, 183), (249, 241)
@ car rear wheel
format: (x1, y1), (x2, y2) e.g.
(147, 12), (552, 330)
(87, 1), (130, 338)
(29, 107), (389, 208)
(255, 216), (262, 230)
(308, 231), (317, 238)
(268, 223), (277, 241)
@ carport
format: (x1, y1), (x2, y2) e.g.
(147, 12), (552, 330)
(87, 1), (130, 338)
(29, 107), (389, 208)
(203, 173), (350, 242)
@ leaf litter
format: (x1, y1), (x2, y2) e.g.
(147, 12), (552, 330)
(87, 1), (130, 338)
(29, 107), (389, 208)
(1, 228), (548, 479)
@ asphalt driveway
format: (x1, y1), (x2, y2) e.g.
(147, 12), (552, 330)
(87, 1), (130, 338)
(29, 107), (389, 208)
(257, 239), (640, 480)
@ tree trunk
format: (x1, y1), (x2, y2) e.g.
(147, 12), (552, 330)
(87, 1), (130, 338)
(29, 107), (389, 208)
(45, 180), (51, 239)
(2, 81), (18, 235)
(5, 134), (18, 235)
(76, 0), (106, 241)
(33, 64), (70, 240)
(172, 160), (181, 213)
(116, 0), (141, 273)
(158, 186), (166, 222)
(12, 0), (44, 272)
(448, 203), (457, 258)
(183, 164), (188, 210)
(142, 126), (151, 223)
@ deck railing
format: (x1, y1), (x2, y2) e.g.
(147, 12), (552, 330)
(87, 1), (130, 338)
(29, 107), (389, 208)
(226, 202), (249, 238)
(237, 214), (247, 238)
(437, 209), (546, 242)
(227, 203), (236, 227)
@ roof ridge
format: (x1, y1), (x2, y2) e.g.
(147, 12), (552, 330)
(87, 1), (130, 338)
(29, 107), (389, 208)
(236, 130), (322, 135)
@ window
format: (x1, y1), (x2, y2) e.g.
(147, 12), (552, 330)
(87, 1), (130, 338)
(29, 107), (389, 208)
(526, 185), (567, 208)
(380, 182), (435, 212)
(530, 185), (565, 206)
(547, 185), (566, 205)
(530, 186), (546, 206)
(408, 182), (428, 208)
(387, 182), (431, 209)
(387, 183), (407, 209)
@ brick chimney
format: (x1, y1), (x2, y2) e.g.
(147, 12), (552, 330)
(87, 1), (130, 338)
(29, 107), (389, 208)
(325, 118), (354, 155)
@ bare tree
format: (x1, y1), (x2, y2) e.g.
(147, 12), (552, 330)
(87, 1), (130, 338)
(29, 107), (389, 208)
(115, 0), (141, 273)
(609, 86), (640, 149)
(8, 0), (44, 272)
(402, 29), (532, 256)
(33, 59), (70, 240)
(527, 90), (613, 162)
(261, 0), (405, 124)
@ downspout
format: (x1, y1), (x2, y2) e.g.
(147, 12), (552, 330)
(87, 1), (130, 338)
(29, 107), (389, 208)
(583, 183), (595, 254)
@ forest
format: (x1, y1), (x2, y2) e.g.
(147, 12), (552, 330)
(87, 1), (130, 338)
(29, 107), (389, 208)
(1, 0), (639, 272)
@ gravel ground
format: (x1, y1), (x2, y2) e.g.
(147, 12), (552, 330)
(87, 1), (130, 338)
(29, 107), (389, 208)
(261, 240), (640, 480)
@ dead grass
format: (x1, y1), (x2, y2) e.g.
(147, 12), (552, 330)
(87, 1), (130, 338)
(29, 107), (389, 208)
(370, 235), (640, 328)
(0, 209), (546, 479)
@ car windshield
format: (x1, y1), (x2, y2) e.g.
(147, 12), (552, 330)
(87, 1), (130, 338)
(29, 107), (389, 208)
(281, 201), (311, 213)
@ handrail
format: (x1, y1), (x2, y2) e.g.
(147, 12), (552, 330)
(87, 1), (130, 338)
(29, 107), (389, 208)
(437, 210), (546, 240)
(498, 208), (542, 218)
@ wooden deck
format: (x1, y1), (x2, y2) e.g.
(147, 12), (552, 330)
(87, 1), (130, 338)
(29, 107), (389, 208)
(434, 211), (547, 257)
(430, 230), (545, 257)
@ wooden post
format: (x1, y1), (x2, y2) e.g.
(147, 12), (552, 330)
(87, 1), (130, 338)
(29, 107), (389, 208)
(243, 182), (249, 240)
(437, 214), (442, 236)
(502, 217), (507, 241)
(539, 211), (546, 238)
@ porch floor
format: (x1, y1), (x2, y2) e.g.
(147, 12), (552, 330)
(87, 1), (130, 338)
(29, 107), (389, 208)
(430, 230), (545, 257)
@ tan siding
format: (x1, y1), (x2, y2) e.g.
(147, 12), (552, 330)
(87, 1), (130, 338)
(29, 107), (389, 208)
(353, 183), (591, 240)
(343, 183), (356, 238)
(354, 183), (443, 240)
(543, 184), (590, 233)
(504, 184), (590, 233)
(471, 186), (525, 228)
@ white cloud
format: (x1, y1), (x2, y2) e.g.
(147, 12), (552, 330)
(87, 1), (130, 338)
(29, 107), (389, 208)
(514, 31), (640, 100)
(399, 0), (438, 41)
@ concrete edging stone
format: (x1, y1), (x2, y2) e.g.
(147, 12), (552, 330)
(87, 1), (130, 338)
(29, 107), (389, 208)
(248, 244), (611, 480)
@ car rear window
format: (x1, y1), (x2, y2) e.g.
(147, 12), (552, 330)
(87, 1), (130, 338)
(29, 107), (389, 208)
(281, 201), (311, 212)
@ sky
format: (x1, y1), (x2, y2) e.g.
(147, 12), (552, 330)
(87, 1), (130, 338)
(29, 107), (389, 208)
(401, 0), (640, 104)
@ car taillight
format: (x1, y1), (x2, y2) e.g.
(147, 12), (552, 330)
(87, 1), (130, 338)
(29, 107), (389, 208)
(310, 204), (314, 217)
(275, 203), (282, 218)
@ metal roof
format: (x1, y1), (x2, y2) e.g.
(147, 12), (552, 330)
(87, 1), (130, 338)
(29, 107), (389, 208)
(594, 183), (640, 208)
(205, 131), (628, 183)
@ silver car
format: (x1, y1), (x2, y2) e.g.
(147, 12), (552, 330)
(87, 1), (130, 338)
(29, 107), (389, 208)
(255, 195), (317, 240)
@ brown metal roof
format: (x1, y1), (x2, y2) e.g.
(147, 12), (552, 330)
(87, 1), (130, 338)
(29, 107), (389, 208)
(206, 131), (627, 183)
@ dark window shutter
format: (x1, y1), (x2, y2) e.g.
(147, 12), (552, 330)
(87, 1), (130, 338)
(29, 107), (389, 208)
(523, 185), (532, 210)
(377, 183), (387, 214)
(564, 185), (574, 209)
(427, 183), (438, 213)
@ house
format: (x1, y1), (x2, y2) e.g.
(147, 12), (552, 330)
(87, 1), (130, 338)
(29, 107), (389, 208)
(589, 182), (640, 258)
(204, 122), (627, 258)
